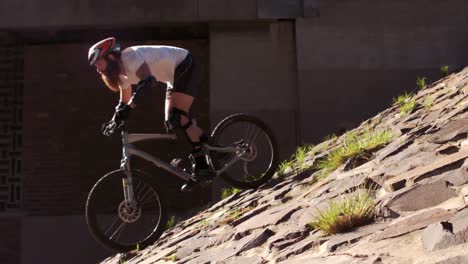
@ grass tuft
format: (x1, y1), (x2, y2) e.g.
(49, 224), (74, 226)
(200, 219), (209, 227)
(399, 97), (417, 114)
(416, 76), (427, 90)
(278, 161), (293, 176)
(323, 134), (338, 142)
(392, 91), (411, 106)
(423, 96), (435, 110)
(295, 144), (315, 169)
(221, 187), (241, 199)
(315, 128), (392, 177)
(440, 65), (449, 77)
(308, 188), (375, 235)
(392, 91), (417, 114)
(165, 215), (180, 229)
(278, 144), (315, 176)
(163, 254), (178, 262)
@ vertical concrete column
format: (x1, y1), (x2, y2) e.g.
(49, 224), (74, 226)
(209, 21), (298, 200)
(209, 21), (298, 160)
(269, 21), (301, 145)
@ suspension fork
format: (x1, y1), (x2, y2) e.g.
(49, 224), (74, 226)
(121, 143), (137, 207)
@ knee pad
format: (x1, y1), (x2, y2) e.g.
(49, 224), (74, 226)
(167, 107), (201, 147)
(167, 107), (192, 131)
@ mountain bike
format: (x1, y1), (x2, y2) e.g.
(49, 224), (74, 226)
(85, 113), (279, 252)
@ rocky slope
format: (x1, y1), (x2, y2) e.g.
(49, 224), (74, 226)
(101, 67), (468, 264)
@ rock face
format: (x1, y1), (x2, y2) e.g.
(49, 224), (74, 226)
(422, 208), (468, 251)
(100, 67), (468, 264)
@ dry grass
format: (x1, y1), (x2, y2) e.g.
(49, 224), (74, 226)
(315, 128), (392, 177)
(221, 206), (255, 225)
(308, 188), (375, 235)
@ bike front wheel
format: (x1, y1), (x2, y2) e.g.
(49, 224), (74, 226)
(210, 114), (279, 189)
(85, 169), (167, 252)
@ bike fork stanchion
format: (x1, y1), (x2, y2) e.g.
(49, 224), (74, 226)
(121, 151), (137, 208)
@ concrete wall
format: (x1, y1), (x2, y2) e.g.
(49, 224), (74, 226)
(209, 21), (299, 160)
(0, 216), (21, 264)
(0, 0), (316, 29)
(0, 0), (258, 29)
(296, 0), (468, 142)
(21, 215), (113, 264)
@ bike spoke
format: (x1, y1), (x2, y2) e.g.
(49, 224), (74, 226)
(243, 123), (262, 147)
(245, 123), (255, 142)
(133, 181), (143, 196)
(138, 186), (155, 205)
(105, 217), (126, 239)
(140, 197), (159, 207)
(248, 128), (262, 146)
(218, 155), (242, 175)
(104, 215), (122, 236)
(110, 221), (127, 241)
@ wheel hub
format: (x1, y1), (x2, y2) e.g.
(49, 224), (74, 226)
(118, 201), (142, 223)
(240, 144), (257, 162)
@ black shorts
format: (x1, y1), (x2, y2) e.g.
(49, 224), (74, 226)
(167, 53), (204, 98)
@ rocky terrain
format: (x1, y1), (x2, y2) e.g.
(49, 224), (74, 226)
(101, 67), (468, 264)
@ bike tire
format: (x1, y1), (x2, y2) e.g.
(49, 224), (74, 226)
(210, 114), (279, 189)
(85, 169), (167, 252)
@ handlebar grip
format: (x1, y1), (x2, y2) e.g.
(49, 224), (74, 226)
(101, 120), (127, 136)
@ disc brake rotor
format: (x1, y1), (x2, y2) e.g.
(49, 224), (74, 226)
(240, 144), (257, 162)
(118, 201), (142, 223)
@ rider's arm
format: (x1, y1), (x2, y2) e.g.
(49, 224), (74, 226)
(112, 85), (132, 123)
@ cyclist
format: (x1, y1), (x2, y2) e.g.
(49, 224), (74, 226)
(88, 37), (211, 191)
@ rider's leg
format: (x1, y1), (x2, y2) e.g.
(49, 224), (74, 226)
(165, 92), (202, 141)
(168, 53), (211, 191)
(165, 92), (210, 176)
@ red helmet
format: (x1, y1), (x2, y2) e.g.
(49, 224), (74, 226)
(88, 37), (120, 66)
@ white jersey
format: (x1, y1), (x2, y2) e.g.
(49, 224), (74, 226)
(118, 45), (189, 90)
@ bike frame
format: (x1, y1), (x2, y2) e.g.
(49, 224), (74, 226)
(120, 131), (246, 205)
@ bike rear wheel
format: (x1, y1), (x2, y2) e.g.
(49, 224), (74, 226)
(85, 169), (167, 252)
(210, 114), (279, 188)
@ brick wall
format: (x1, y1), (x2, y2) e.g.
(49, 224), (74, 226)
(0, 37), (23, 214)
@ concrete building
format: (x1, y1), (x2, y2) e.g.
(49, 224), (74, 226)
(0, 0), (467, 263)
